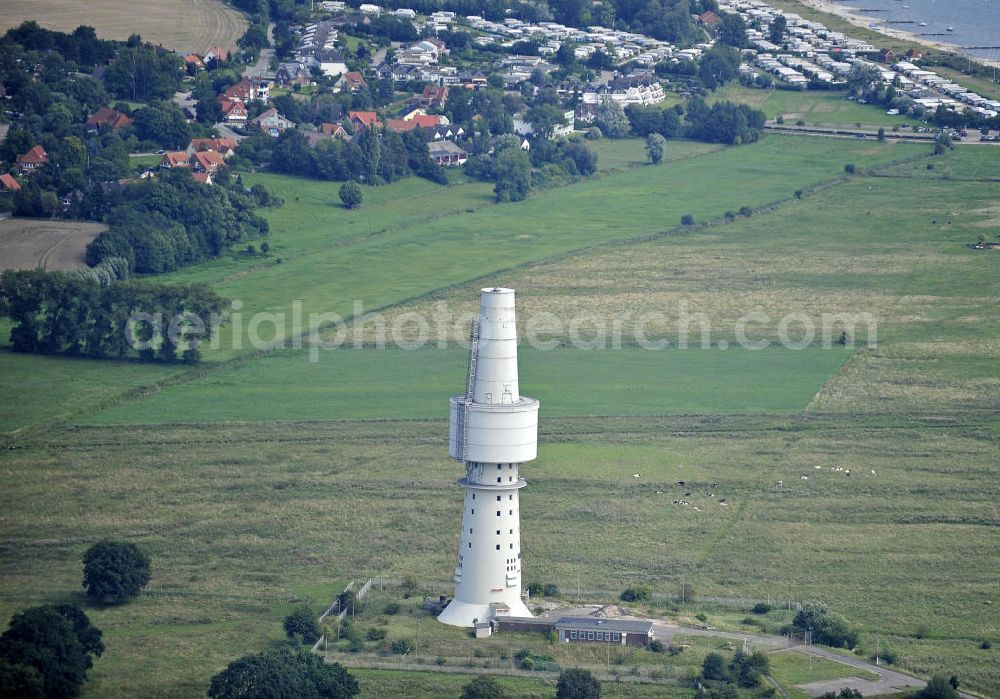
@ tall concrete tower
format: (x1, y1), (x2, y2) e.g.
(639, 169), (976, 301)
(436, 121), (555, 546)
(437, 288), (540, 627)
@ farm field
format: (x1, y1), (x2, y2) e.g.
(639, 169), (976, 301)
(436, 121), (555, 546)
(1, 138), (998, 696)
(0, 0), (246, 54)
(0, 218), (106, 271)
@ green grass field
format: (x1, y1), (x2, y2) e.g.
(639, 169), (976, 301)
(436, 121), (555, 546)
(1, 137), (998, 697)
(84, 346), (852, 424)
(713, 85), (915, 128)
(157, 134), (923, 358)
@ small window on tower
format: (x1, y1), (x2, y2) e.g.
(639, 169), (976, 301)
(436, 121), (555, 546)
(470, 528), (473, 534)
(509, 495), (513, 500)
(468, 542), (471, 548)
(497, 464), (501, 469)
(495, 544), (500, 550)
(496, 510), (501, 516)
(509, 543), (513, 549)
(472, 493), (475, 500)
(496, 496), (501, 501)
(497, 477), (502, 483)
(471, 509), (475, 514)
(509, 510), (513, 515)
(496, 530), (500, 535)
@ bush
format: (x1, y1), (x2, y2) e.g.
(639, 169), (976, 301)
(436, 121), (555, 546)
(702, 652), (728, 681)
(695, 613), (708, 623)
(526, 582), (543, 596)
(620, 584), (651, 602)
(390, 638), (414, 655)
(681, 214), (695, 226)
(752, 602), (772, 615)
(543, 584), (559, 597)
(794, 603), (858, 648)
(648, 639), (666, 653)
(556, 668), (601, 698)
(738, 206), (752, 217)
(365, 628), (385, 641)
(82, 541), (151, 604)
(980, 640), (992, 649)
(283, 606), (321, 645)
(844, 163), (856, 174)
(461, 675), (508, 699)
(383, 602), (400, 615)
(339, 181), (363, 209)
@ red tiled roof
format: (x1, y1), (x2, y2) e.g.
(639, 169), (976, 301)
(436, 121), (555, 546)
(0, 173), (20, 191)
(386, 119), (418, 132)
(411, 114), (445, 129)
(349, 111), (381, 128)
(16, 145), (48, 165)
(192, 150), (225, 172)
(162, 151), (191, 168)
(87, 106), (132, 129)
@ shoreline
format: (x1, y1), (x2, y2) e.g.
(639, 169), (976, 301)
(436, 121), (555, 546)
(792, 0), (1000, 69)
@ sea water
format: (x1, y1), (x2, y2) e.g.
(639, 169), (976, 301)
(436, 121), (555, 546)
(832, 0), (1000, 60)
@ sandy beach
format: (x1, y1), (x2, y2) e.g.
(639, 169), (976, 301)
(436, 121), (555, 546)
(793, 0), (1000, 68)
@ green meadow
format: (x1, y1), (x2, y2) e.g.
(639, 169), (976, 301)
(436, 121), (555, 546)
(85, 346), (852, 424)
(1, 136), (999, 697)
(712, 85), (914, 128)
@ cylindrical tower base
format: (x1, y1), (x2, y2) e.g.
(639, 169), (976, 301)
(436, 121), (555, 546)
(437, 596), (533, 627)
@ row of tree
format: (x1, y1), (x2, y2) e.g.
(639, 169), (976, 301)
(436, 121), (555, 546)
(0, 269), (226, 363)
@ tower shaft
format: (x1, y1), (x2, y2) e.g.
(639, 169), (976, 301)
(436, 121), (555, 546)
(438, 288), (539, 627)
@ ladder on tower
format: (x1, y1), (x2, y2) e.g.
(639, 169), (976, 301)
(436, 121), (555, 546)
(455, 318), (479, 463)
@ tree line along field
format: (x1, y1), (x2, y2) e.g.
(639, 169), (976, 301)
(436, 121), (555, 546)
(0, 0), (246, 55)
(0, 136), (998, 696)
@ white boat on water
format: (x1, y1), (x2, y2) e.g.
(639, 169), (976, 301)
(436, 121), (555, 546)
(919, 22), (927, 27)
(947, 26), (954, 31)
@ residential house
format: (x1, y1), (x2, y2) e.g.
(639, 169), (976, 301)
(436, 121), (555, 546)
(252, 108), (295, 136)
(698, 11), (721, 27)
(276, 62), (311, 86)
(220, 99), (248, 125)
(184, 53), (206, 71)
(336, 71), (367, 92)
(318, 122), (351, 140)
(458, 71), (488, 90)
(188, 137), (237, 158)
(316, 49), (348, 77)
(85, 107), (133, 132)
(204, 47), (228, 64)
(0, 173), (21, 192)
(192, 172), (214, 185)
(427, 140), (468, 166)
(348, 110), (382, 130)
(192, 150), (226, 174)
(161, 151), (191, 168)
(580, 75), (665, 107)
(554, 617), (655, 647)
(411, 85), (448, 109)
(15, 145), (48, 174)
(224, 77), (270, 103)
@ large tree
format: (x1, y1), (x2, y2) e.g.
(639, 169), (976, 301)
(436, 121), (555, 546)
(208, 648), (358, 699)
(594, 101), (630, 138)
(82, 540), (151, 603)
(0, 605), (103, 699)
(493, 148), (532, 203)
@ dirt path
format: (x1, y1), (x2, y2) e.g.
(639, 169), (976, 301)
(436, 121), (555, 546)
(0, 219), (106, 271)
